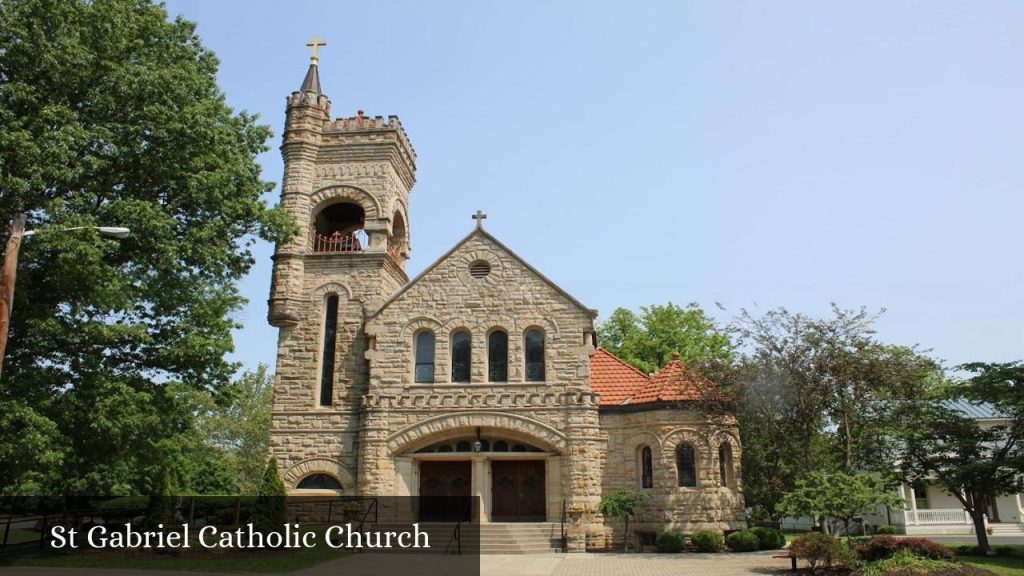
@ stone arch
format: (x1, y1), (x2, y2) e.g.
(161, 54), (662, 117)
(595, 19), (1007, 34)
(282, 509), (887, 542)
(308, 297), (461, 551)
(310, 185), (382, 221)
(520, 317), (560, 336)
(620, 430), (662, 489)
(284, 458), (355, 491)
(662, 427), (712, 489)
(387, 411), (567, 455)
(400, 316), (444, 338)
(311, 281), (352, 302)
(388, 197), (410, 235)
(662, 427), (712, 453)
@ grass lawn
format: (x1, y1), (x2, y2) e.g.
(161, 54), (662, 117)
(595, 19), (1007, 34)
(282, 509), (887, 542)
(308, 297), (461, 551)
(959, 556), (1024, 576)
(949, 544), (1024, 576)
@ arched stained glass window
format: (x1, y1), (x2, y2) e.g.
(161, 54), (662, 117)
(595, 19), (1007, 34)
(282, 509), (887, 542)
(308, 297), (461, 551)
(296, 474), (343, 491)
(415, 331), (435, 383)
(451, 330), (471, 383)
(639, 446), (653, 489)
(524, 329), (545, 382)
(488, 330), (508, 382)
(319, 295), (339, 406)
(719, 442), (735, 489)
(676, 444), (697, 488)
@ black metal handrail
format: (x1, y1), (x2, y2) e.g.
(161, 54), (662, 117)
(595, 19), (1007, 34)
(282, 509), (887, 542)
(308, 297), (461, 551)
(560, 499), (568, 553)
(444, 520), (463, 555)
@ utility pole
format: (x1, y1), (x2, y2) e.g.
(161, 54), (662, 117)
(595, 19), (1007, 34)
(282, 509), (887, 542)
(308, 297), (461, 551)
(0, 213), (27, 380)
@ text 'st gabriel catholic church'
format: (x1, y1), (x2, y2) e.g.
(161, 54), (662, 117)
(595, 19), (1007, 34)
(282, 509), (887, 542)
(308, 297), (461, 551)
(266, 39), (746, 550)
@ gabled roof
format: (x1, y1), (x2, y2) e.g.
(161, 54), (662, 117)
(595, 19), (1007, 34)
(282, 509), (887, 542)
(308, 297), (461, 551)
(369, 227), (597, 320)
(590, 348), (650, 406)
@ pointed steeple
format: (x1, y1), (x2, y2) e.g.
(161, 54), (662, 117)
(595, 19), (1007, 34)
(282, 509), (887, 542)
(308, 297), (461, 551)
(300, 64), (321, 94)
(300, 36), (327, 94)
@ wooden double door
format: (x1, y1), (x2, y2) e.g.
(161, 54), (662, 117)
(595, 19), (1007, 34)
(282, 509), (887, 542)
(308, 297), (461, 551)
(419, 461), (472, 522)
(491, 460), (546, 522)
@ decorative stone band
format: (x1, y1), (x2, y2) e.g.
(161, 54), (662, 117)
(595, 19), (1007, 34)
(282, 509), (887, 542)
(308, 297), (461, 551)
(361, 390), (601, 410)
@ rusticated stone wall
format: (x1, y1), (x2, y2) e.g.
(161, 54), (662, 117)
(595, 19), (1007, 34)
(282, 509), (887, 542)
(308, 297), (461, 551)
(360, 231), (603, 535)
(592, 408), (746, 548)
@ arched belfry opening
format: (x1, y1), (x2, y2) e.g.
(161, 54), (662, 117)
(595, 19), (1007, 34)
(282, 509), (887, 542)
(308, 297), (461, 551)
(311, 202), (368, 252)
(389, 210), (408, 260)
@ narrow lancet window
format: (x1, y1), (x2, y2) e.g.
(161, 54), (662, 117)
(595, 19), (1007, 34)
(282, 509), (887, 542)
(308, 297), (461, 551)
(488, 330), (508, 382)
(719, 442), (734, 488)
(524, 328), (545, 382)
(319, 295), (339, 406)
(640, 446), (654, 489)
(676, 444), (697, 487)
(415, 331), (435, 383)
(451, 330), (471, 383)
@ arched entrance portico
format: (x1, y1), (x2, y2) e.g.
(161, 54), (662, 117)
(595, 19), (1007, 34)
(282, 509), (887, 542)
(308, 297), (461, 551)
(387, 413), (565, 523)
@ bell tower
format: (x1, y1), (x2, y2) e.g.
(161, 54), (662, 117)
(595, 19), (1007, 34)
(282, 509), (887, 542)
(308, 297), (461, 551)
(267, 39), (417, 492)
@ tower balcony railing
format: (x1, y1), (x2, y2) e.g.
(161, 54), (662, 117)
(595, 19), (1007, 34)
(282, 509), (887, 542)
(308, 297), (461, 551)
(311, 230), (367, 253)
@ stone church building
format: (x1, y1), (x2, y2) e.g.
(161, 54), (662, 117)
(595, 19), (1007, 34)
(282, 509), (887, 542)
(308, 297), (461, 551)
(267, 52), (745, 548)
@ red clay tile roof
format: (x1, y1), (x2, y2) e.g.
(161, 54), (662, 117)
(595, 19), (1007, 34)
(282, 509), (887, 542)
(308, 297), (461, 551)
(591, 349), (722, 406)
(589, 348), (650, 406)
(632, 352), (709, 403)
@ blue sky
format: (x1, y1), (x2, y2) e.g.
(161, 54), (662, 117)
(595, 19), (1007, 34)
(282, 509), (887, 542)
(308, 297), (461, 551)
(160, 0), (1023, 372)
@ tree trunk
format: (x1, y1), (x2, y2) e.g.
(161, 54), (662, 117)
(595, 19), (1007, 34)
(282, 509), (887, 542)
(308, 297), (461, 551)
(970, 508), (990, 553)
(843, 411), (853, 473)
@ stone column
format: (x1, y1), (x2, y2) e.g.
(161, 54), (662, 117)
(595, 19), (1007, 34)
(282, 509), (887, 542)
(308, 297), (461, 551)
(473, 457), (488, 523)
(562, 389), (603, 552)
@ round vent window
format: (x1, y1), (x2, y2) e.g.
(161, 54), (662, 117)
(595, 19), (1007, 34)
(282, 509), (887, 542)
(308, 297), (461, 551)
(469, 260), (491, 278)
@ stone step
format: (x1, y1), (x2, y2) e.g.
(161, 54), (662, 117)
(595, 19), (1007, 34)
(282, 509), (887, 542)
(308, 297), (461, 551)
(988, 524), (1024, 534)
(357, 522), (564, 554)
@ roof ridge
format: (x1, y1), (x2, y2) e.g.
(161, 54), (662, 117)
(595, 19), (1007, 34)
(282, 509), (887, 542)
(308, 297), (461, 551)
(594, 347), (651, 381)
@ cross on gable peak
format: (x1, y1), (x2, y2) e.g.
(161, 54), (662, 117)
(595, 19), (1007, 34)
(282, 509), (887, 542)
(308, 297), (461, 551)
(472, 210), (487, 230)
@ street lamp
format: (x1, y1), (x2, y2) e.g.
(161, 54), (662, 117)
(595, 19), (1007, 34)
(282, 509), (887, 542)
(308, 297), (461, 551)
(0, 214), (131, 379)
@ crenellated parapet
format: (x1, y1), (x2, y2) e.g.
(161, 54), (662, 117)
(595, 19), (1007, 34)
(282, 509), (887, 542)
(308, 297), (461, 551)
(317, 111), (417, 191)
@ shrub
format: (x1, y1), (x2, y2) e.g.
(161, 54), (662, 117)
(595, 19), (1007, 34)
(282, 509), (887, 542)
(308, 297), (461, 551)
(726, 530), (760, 552)
(857, 536), (902, 561)
(875, 525), (898, 535)
(749, 526), (786, 550)
(790, 532), (851, 571)
(857, 535), (954, 562)
(861, 548), (963, 576)
(901, 538), (955, 561)
(690, 530), (724, 553)
(992, 546), (1016, 557)
(953, 545), (985, 557)
(655, 531), (685, 553)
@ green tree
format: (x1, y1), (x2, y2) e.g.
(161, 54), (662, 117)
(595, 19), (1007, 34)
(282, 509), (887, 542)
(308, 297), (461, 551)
(597, 302), (733, 374)
(730, 305), (943, 516)
(596, 490), (649, 552)
(251, 457), (286, 536)
(901, 362), (1023, 554)
(777, 471), (903, 546)
(199, 365), (274, 494)
(0, 0), (293, 494)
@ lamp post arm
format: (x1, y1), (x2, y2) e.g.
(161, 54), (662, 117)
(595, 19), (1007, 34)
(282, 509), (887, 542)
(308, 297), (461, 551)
(0, 213), (27, 381)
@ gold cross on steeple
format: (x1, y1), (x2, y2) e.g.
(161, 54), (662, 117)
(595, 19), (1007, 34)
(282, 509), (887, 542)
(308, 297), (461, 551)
(306, 35), (327, 64)
(472, 210), (487, 230)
